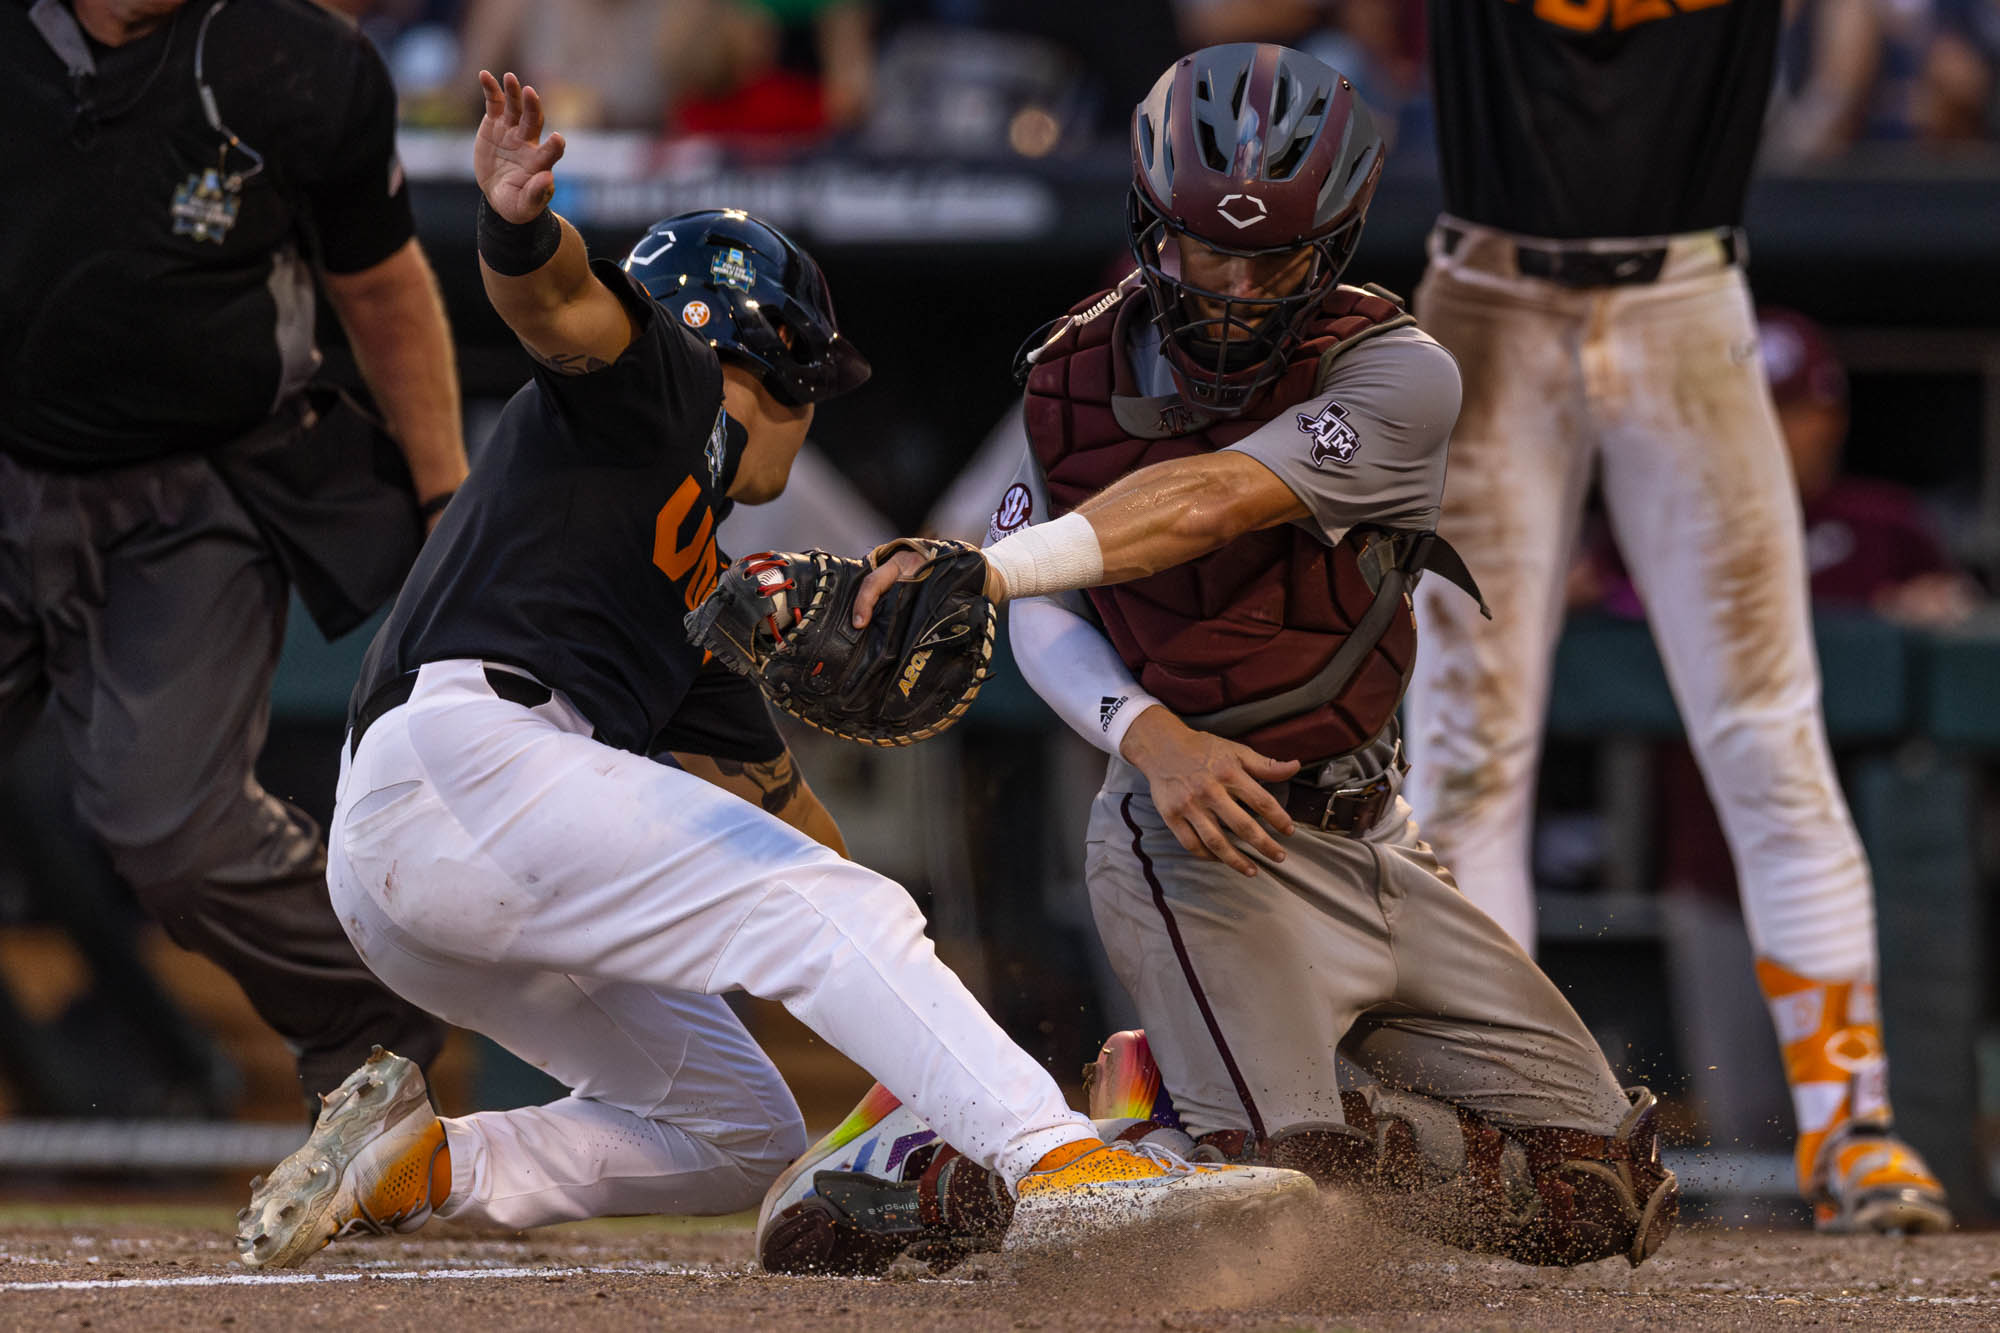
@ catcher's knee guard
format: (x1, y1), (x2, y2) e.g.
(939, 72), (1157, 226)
(1262, 1086), (1677, 1268)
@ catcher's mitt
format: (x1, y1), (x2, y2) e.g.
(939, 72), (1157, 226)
(684, 540), (996, 746)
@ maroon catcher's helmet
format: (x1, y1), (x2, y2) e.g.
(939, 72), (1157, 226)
(1129, 44), (1385, 415)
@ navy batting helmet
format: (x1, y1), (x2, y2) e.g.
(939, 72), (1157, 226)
(621, 209), (870, 407)
(1128, 44), (1385, 415)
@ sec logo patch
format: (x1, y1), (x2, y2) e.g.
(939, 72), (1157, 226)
(682, 300), (712, 328)
(986, 482), (1033, 545)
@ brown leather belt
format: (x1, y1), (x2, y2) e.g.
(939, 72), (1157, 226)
(1274, 738), (1405, 836)
(1278, 770), (1397, 836)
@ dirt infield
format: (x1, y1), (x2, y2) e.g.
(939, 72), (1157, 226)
(1, 1202), (1995, 1331)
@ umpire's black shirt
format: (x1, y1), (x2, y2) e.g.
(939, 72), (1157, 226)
(2, 0), (412, 467)
(1428, 0), (1780, 239)
(355, 264), (777, 760)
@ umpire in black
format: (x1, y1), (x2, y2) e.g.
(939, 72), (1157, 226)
(2, 0), (462, 1099)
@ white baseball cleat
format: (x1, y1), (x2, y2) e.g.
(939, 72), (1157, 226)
(1002, 1138), (1317, 1261)
(236, 1046), (448, 1269)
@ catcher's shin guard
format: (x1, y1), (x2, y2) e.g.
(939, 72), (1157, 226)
(1503, 1088), (1680, 1266)
(1263, 1086), (1677, 1267)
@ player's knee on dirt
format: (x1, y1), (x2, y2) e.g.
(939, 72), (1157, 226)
(1262, 1086), (1677, 1268)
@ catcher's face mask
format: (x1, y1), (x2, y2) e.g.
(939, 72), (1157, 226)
(1127, 43), (1384, 416)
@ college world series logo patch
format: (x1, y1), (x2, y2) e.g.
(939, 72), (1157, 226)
(710, 247), (756, 292)
(1297, 400), (1360, 466)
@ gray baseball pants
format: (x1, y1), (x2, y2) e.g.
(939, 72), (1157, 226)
(1084, 736), (1632, 1142)
(0, 450), (446, 1099)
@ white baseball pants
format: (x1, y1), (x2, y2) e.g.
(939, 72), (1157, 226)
(1403, 218), (1877, 986)
(329, 659), (1091, 1230)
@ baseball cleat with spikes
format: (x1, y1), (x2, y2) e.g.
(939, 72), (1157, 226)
(236, 1046), (447, 1268)
(756, 1083), (968, 1274)
(1813, 1128), (1953, 1235)
(1002, 1138), (1316, 1261)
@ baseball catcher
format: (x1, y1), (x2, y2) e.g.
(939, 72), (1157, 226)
(751, 43), (1680, 1276)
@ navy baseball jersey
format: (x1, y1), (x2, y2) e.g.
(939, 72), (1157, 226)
(1428, 0), (1779, 239)
(354, 261), (778, 759)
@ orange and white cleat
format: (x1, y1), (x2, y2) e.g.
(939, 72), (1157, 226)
(1812, 1128), (1953, 1235)
(236, 1046), (449, 1268)
(1003, 1138), (1315, 1260)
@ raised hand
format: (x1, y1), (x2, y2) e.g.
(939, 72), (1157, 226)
(474, 71), (565, 224)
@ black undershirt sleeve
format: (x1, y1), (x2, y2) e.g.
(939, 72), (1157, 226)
(304, 31), (414, 274)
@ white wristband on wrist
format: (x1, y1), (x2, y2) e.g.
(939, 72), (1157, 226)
(982, 511), (1104, 600)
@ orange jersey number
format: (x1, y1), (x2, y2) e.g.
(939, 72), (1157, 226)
(653, 476), (721, 611)
(1518, 0), (1728, 33)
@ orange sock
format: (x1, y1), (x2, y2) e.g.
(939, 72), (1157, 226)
(429, 1134), (453, 1209)
(1755, 957), (1891, 1194)
(1028, 1138), (1102, 1175)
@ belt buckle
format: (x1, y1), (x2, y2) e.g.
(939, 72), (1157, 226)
(1322, 773), (1391, 832)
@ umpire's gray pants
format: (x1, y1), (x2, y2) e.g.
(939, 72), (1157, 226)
(1086, 747), (1632, 1140)
(0, 451), (445, 1099)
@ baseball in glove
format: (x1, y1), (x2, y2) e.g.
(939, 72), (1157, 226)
(684, 539), (997, 746)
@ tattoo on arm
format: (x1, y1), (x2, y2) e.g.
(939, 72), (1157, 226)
(528, 347), (613, 375)
(714, 752), (804, 815)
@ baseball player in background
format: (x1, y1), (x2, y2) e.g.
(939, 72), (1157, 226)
(1401, 0), (1949, 1233)
(233, 71), (1310, 1270)
(755, 45), (1679, 1276)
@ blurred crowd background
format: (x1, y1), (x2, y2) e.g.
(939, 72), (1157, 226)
(330, 0), (2000, 160)
(4, 0), (2000, 1225)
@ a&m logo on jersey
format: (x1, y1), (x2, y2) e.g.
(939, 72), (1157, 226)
(1297, 400), (1360, 466)
(170, 167), (241, 244)
(710, 247), (756, 292)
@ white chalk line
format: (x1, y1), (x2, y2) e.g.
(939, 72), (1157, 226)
(0, 1259), (984, 1294)
(0, 1263), (700, 1292)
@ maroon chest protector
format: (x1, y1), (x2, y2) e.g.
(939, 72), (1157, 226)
(1022, 280), (1418, 763)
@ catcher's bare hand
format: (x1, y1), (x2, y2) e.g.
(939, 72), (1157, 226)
(1120, 707), (1300, 876)
(475, 70), (565, 223)
(854, 544), (1004, 628)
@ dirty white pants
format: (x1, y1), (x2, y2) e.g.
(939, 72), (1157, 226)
(1403, 218), (1877, 986)
(330, 660), (1090, 1229)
